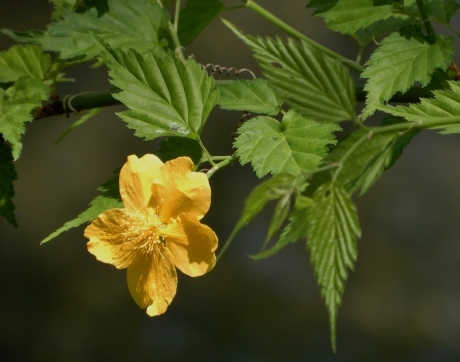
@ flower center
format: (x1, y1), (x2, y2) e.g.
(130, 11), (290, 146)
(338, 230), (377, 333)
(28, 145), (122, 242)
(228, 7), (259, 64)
(121, 209), (167, 254)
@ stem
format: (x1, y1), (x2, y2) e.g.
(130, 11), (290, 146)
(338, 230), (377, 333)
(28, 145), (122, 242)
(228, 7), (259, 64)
(416, 0), (436, 43)
(173, 0), (181, 34)
(33, 84), (437, 120)
(206, 154), (237, 178)
(197, 138), (216, 167)
(244, 0), (364, 73)
(168, 22), (185, 61)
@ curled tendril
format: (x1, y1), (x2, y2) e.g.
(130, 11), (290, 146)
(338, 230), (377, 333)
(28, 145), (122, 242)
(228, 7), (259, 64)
(201, 64), (256, 79)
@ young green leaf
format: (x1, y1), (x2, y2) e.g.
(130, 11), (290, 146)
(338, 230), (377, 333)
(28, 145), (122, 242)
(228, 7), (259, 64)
(50, 0), (77, 20)
(307, 182), (360, 352)
(154, 137), (203, 165)
(0, 45), (51, 83)
(41, 173), (122, 244)
(27, 0), (168, 61)
(234, 110), (340, 178)
(361, 33), (454, 117)
(0, 140), (17, 227)
(249, 206), (310, 260)
(103, 48), (218, 140)
(218, 173), (305, 258)
(178, 0), (224, 46)
(223, 20), (356, 122)
(0, 77), (49, 160)
(306, 0), (394, 34)
(217, 78), (281, 115)
(377, 80), (460, 134)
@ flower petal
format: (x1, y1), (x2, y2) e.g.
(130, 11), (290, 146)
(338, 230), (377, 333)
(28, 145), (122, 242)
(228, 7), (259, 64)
(127, 247), (177, 316)
(85, 208), (138, 269)
(119, 154), (164, 213)
(151, 157), (211, 221)
(163, 213), (218, 277)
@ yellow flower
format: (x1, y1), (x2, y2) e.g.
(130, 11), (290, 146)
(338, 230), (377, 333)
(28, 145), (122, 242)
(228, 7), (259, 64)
(84, 154), (218, 316)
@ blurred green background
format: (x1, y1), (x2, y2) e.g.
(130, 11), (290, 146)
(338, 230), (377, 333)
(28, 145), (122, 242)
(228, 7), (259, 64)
(1, 1), (460, 361)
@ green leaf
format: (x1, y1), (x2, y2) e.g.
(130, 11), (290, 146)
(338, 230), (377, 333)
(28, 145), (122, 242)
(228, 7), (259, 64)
(361, 33), (454, 117)
(234, 110), (340, 178)
(41, 173), (122, 244)
(104, 48), (218, 140)
(321, 117), (419, 195)
(56, 108), (102, 143)
(224, 20), (356, 122)
(404, 0), (460, 24)
(31, 0), (169, 61)
(307, 182), (360, 352)
(219, 173), (305, 258)
(217, 78), (281, 115)
(306, 0), (393, 34)
(178, 0), (224, 46)
(0, 77), (49, 159)
(352, 14), (412, 46)
(377, 81), (460, 134)
(49, 0), (77, 20)
(76, 0), (110, 17)
(154, 137), (203, 165)
(0, 140), (17, 227)
(249, 206), (310, 260)
(0, 45), (51, 83)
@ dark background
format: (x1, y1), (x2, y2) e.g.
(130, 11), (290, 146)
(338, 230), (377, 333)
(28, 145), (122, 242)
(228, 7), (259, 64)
(1, 1), (460, 361)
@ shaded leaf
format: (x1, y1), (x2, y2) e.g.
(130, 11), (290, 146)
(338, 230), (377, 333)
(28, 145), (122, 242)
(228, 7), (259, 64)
(178, 0), (224, 46)
(307, 182), (360, 352)
(104, 47), (218, 140)
(217, 78), (281, 115)
(219, 173), (305, 258)
(41, 173), (122, 244)
(249, 206), (310, 260)
(362, 33), (453, 117)
(0, 140), (17, 226)
(306, 0), (394, 34)
(234, 110), (340, 178)
(353, 14), (412, 46)
(76, 0), (110, 17)
(155, 137), (203, 165)
(0, 45), (51, 83)
(0, 77), (49, 159)
(321, 117), (419, 195)
(377, 80), (460, 134)
(224, 20), (356, 122)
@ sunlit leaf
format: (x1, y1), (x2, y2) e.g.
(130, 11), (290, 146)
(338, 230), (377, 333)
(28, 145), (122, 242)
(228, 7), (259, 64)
(154, 137), (203, 165)
(377, 80), (460, 134)
(103, 47), (218, 140)
(361, 33), (453, 117)
(0, 76), (49, 159)
(306, 0), (394, 34)
(234, 110), (340, 178)
(224, 20), (356, 122)
(307, 181), (360, 352)
(0, 45), (51, 83)
(41, 173), (122, 244)
(17, 0), (169, 61)
(0, 140), (17, 227)
(217, 78), (281, 115)
(178, 0), (224, 46)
